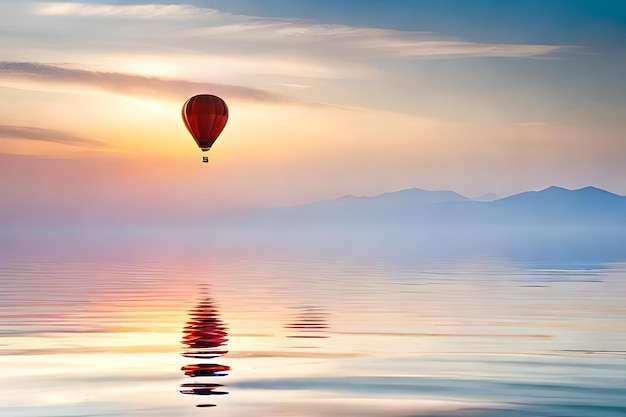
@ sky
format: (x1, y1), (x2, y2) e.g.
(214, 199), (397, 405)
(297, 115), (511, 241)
(1, 0), (626, 225)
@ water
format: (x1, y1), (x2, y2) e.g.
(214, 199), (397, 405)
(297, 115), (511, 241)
(1, 234), (625, 417)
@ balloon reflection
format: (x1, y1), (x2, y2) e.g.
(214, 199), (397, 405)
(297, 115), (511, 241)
(180, 289), (229, 408)
(285, 306), (329, 339)
(181, 363), (230, 377)
(179, 382), (228, 396)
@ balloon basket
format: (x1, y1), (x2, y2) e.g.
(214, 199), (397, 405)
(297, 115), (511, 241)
(202, 156), (209, 163)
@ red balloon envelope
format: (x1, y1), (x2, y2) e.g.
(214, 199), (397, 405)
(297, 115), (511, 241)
(182, 95), (228, 152)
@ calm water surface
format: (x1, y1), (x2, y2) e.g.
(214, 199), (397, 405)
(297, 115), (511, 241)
(1, 237), (625, 417)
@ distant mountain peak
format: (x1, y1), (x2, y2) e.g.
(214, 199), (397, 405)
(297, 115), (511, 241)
(536, 185), (623, 197)
(377, 187), (467, 198)
(574, 185), (621, 196)
(540, 186), (569, 193)
(315, 188), (469, 209)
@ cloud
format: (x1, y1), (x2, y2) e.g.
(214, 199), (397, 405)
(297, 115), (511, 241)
(36, 2), (214, 19)
(349, 33), (572, 58)
(35, 2), (575, 60)
(0, 61), (293, 103)
(0, 124), (107, 148)
(193, 21), (573, 59)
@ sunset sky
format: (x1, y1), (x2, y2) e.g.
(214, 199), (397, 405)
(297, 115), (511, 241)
(1, 0), (625, 224)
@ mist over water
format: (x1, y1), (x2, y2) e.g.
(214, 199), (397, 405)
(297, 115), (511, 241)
(1, 229), (625, 416)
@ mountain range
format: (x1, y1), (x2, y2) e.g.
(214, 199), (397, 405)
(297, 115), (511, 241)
(5, 185), (624, 266)
(217, 186), (626, 230)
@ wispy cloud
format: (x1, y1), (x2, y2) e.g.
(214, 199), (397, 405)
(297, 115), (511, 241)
(0, 61), (293, 102)
(349, 33), (572, 58)
(36, 2), (214, 18)
(192, 21), (573, 59)
(0, 124), (107, 148)
(35, 2), (574, 60)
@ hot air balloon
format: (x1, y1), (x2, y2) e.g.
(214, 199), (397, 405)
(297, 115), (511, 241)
(182, 95), (228, 163)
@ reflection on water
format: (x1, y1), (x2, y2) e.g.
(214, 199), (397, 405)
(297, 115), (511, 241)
(180, 288), (230, 407)
(1, 234), (625, 417)
(285, 306), (329, 339)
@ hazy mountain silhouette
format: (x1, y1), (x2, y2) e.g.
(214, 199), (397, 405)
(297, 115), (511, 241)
(219, 186), (626, 229)
(196, 185), (626, 269)
(334, 188), (468, 206)
(5, 185), (624, 270)
(470, 186), (626, 226)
